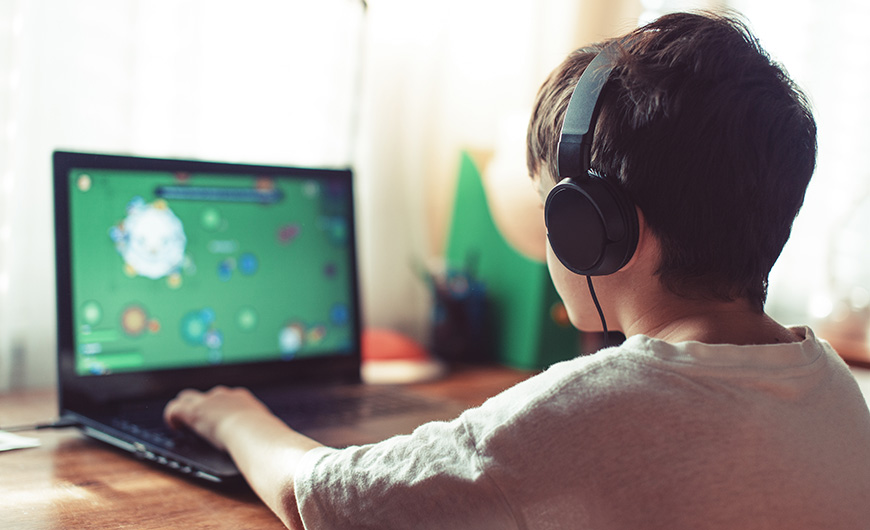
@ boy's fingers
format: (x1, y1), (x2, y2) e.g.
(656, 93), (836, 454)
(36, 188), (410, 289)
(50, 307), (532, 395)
(164, 389), (203, 429)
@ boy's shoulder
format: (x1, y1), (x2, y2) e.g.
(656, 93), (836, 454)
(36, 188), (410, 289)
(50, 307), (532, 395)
(465, 329), (847, 444)
(462, 337), (670, 438)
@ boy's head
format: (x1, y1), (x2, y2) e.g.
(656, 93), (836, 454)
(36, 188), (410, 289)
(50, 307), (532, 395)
(527, 11), (817, 310)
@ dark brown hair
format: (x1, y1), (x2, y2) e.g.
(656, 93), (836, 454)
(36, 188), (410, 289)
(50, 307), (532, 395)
(527, 11), (817, 309)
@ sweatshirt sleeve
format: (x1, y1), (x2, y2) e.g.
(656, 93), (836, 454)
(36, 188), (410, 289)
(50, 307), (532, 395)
(294, 415), (516, 530)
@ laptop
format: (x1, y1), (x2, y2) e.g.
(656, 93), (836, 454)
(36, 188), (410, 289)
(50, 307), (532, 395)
(52, 151), (464, 484)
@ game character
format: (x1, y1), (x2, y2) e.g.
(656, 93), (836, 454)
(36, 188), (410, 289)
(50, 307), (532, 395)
(111, 198), (187, 281)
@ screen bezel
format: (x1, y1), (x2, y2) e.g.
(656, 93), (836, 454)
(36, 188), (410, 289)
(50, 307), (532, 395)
(53, 151), (362, 412)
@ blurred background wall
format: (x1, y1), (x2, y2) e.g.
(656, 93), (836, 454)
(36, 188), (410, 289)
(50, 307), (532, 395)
(0, 0), (866, 389)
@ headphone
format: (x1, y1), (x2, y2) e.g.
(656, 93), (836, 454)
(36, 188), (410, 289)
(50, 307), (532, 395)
(544, 42), (639, 276)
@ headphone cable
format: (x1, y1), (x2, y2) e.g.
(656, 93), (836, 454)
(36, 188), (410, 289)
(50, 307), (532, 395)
(586, 275), (609, 348)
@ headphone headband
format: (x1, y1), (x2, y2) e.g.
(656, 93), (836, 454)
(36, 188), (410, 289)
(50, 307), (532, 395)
(557, 43), (622, 179)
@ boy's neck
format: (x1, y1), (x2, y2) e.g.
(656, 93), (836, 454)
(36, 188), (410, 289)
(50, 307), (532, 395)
(618, 295), (801, 346)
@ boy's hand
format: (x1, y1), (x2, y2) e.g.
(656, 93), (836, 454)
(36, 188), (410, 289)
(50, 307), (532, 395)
(165, 386), (320, 529)
(164, 386), (272, 452)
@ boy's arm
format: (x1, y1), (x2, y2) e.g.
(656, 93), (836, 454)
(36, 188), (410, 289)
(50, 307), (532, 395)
(164, 387), (322, 529)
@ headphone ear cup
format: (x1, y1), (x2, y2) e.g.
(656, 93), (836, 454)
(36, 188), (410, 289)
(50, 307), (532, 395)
(546, 180), (608, 274)
(545, 176), (638, 276)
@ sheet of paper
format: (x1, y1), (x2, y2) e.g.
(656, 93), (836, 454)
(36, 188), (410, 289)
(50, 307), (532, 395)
(0, 430), (41, 452)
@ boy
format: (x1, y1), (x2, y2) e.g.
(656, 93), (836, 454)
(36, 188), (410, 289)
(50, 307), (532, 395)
(165, 11), (870, 529)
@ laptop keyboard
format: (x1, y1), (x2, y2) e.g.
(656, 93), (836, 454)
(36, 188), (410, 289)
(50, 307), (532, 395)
(112, 385), (442, 449)
(111, 415), (189, 450)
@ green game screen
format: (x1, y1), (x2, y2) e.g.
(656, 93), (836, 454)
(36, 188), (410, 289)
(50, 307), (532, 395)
(67, 168), (355, 376)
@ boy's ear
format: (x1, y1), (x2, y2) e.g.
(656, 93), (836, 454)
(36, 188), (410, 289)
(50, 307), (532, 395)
(621, 207), (656, 273)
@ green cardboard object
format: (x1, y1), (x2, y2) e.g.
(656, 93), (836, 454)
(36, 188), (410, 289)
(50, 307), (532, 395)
(445, 151), (581, 369)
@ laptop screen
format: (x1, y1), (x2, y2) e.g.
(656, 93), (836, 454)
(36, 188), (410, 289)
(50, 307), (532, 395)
(54, 152), (359, 392)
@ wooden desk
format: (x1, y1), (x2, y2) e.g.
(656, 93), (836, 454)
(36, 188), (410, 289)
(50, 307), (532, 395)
(0, 366), (531, 530)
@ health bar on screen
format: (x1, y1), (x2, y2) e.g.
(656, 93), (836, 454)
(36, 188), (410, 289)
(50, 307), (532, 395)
(155, 186), (284, 204)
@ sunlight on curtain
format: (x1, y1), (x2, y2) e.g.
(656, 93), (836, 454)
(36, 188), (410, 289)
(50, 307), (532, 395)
(638, 0), (725, 24)
(0, 0), (364, 390)
(0, 1), (19, 391)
